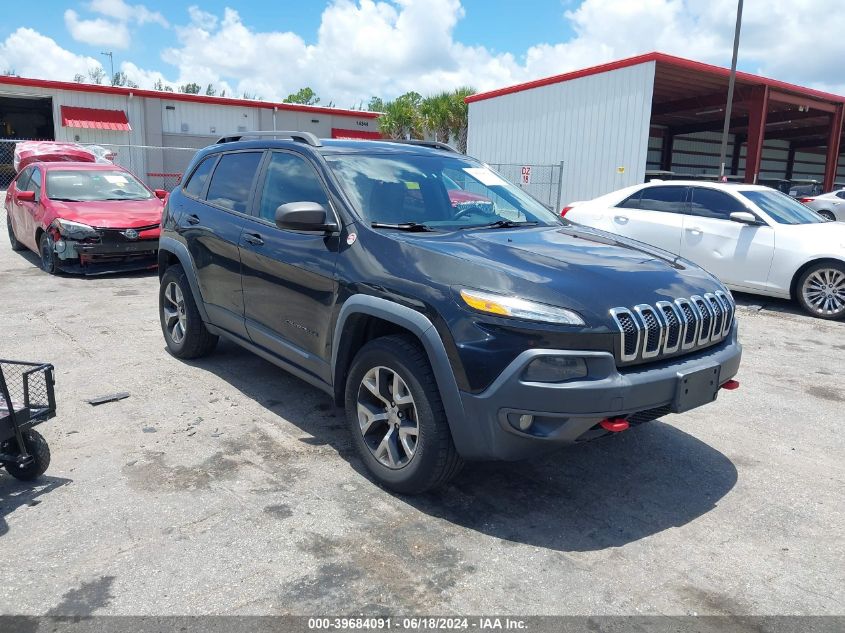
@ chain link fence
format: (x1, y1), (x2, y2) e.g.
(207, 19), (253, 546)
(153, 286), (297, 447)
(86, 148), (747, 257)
(486, 162), (565, 211)
(0, 139), (199, 192)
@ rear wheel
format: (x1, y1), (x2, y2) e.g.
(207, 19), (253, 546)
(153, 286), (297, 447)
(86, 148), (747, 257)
(39, 232), (57, 274)
(344, 334), (462, 494)
(797, 261), (845, 320)
(159, 264), (218, 358)
(817, 210), (835, 221)
(4, 429), (51, 481)
(7, 216), (25, 251)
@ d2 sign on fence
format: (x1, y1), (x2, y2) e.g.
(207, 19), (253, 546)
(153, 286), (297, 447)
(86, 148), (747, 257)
(521, 165), (532, 185)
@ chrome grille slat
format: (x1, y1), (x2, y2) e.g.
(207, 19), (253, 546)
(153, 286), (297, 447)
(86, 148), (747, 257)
(611, 291), (734, 364)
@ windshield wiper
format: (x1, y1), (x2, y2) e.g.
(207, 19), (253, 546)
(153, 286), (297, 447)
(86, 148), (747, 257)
(461, 220), (539, 230)
(50, 197), (84, 202)
(371, 222), (436, 232)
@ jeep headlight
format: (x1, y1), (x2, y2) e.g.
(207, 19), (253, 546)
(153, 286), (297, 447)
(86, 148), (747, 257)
(459, 288), (585, 326)
(51, 219), (98, 240)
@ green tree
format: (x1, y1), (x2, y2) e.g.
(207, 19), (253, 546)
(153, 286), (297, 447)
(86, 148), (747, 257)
(179, 82), (202, 94)
(87, 67), (106, 85)
(72, 73), (85, 83)
(283, 87), (320, 105)
(379, 92), (423, 140)
(111, 71), (136, 88)
(420, 92), (451, 143)
(205, 84), (216, 96)
(445, 87), (475, 153)
(367, 96), (385, 112)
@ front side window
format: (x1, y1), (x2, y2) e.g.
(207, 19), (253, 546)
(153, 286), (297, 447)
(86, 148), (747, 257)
(325, 153), (561, 230)
(15, 167), (33, 192)
(183, 155), (216, 199)
(30, 169), (43, 201)
(637, 186), (687, 213)
(740, 190), (826, 225)
(688, 188), (742, 220)
(257, 152), (329, 223)
(46, 169), (151, 202)
(836, 191), (845, 200)
(205, 152), (263, 213)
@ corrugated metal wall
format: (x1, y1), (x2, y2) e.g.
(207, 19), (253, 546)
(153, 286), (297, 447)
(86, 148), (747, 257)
(467, 61), (656, 203)
(646, 129), (845, 184)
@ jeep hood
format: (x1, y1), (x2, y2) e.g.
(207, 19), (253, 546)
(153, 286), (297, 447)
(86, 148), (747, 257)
(390, 224), (727, 326)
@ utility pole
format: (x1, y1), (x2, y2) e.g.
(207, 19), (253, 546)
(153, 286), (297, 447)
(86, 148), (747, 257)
(101, 51), (114, 85)
(718, 0), (744, 180)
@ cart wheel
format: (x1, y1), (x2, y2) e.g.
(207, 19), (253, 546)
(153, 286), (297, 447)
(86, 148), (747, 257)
(5, 429), (51, 481)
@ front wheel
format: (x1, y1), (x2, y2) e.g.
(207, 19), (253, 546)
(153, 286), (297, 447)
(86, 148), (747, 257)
(797, 261), (845, 320)
(4, 429), (51, 481)
(159, 264), (218, 358)
(39, 232), (57, 274)
(344, 334), (462, 494)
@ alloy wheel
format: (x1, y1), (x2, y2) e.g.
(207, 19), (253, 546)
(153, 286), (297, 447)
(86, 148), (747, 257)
(162, 281), (188, 344)
(356, 365), (419, 469)
(802, 268), (845, 316)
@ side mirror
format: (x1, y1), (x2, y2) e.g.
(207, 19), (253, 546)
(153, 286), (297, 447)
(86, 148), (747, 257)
(275, 202), (337, 232)
(729, 211), (759, 225)
(16, 190), (35, 203)
(154, 189), (168, 200)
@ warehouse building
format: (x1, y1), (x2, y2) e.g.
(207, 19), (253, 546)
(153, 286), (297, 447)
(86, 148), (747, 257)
(467, 52), (845, 205)
(0, 75), (380, 189)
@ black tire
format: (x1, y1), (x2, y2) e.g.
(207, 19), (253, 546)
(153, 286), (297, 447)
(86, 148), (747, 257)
(7, 215), (25, 251)
(39, 232), (57, 274)
(344, 334), (463, 494)
(817, 210), (835, 221)
(159, 264), (218, 358)
(5, 429), (51, 481)
(796, 261), (845, 320)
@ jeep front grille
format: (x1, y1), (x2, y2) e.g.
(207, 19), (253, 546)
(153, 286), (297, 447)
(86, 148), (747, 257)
(610, 291), (734, 364)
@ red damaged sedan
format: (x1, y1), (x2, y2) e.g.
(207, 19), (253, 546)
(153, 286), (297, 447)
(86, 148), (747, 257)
(5, 162), (166, 275)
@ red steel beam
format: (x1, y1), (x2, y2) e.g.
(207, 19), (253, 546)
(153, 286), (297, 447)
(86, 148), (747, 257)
(769, 90), (837, 114)
(745, 86), (770, 184)
(823, 104), (844, 192)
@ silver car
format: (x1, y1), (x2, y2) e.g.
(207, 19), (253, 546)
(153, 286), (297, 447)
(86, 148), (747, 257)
(800, 189), (845, 221)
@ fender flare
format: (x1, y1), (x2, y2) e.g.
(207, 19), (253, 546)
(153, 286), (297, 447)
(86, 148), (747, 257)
(331, 295), (471, 454)
(158, 235), (210, 323)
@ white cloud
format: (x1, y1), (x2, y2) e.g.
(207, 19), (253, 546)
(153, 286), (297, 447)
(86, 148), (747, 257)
(64, 9), (131, 49)
(88, 0), (169, 27)
(9, 0), (845, 104)
(0, 27), (101, 79)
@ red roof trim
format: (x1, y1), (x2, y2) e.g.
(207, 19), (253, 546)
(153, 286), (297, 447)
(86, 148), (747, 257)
(331, 127), (383, 140)
(0, 75), (381, 119)
(465, 51), (845, 105)
(61, 105), (131, 131)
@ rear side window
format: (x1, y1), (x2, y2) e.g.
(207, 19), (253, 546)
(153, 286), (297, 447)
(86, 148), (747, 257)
(617, 190), (642, 209)
(837, 191), (845, 200)
(638, 186), (687, 213)
(257, 152), (329, 222)
(688, 188), (740, 220)
(183, 156), (216, 198)
(205, 152), (263, 213)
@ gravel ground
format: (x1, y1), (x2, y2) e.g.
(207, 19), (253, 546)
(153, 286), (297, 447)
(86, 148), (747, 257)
(0, 207), (843, 616)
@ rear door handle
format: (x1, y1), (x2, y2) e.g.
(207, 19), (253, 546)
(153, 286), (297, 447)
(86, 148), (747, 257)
(243, 233), (264, 246)
(614, 215), (629, 223)
(686, 227), (702, 236)
(185, 214), (200, 225)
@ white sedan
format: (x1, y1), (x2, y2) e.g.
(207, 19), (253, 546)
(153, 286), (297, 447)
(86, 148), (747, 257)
(798, 189), (845, 222)
(564, 181), (845, 319)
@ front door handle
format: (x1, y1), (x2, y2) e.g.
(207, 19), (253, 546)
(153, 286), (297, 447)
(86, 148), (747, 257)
(614, 215), (629, 223)
(185, 214), (200, 225)
(243, 233), (264, 246)
(686, 227), (702, 236)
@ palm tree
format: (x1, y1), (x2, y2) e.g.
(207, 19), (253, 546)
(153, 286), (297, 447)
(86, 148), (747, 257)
(446, 87), (475, 153)
(379, 94), (423, 140)
(420, 92), (451, 143)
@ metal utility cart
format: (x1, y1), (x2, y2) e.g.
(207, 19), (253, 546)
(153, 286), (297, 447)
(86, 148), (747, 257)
(0, 360), (55, 480)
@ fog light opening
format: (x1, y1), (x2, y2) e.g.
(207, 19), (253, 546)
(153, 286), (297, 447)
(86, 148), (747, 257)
(54, 239), (66, 254)
(518, 414), (534, 431)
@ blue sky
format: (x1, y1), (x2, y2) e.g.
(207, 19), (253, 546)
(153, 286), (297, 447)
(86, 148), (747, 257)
(1, 1), (842, 106)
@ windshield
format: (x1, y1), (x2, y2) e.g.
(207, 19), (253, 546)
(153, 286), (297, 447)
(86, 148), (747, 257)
(740, 189), (826, 225)
(46, 169), (152, 202)
(325, 153), (563, 230)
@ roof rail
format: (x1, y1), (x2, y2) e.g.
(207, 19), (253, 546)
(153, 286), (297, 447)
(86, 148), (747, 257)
(386, 139), (459, 153)
(216, 130), (322, 147)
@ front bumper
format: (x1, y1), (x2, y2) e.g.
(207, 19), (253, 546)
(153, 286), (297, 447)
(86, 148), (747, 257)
(455, 327), (742, 460)
(56, 238), (159, 275)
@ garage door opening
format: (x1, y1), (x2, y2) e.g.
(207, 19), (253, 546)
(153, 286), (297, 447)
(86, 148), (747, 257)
(0, 95), (55, 140)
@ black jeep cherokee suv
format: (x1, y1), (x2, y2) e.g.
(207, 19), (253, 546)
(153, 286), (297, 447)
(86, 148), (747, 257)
(157, 132), (742, 493)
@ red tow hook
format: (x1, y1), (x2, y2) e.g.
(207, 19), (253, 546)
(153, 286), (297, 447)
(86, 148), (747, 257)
(721, 379), (740, 391)
(599, 417), (630, 432)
